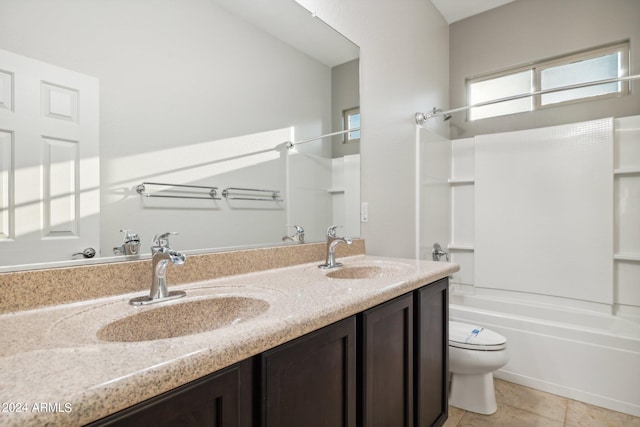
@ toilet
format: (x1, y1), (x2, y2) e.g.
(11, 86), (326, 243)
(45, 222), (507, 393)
(448, 321), (509, 415)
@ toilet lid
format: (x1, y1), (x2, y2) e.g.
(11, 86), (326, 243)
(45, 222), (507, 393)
(449, 320), (507, 350)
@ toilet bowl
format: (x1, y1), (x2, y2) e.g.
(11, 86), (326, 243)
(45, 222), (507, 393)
(448, 321), (508, 415)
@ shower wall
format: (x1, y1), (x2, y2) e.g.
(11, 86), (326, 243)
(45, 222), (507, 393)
(475, 118), (613, 305)
(447, 115), (640, 316)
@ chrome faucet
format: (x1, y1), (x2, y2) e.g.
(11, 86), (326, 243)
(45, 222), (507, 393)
(129, 232), (187, 306)
(282, 225), (305, 243)
(318, 225), (352, 269)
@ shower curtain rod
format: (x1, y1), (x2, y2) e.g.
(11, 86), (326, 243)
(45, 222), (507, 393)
(285, 127), (361, 149)
(415, 74), (640, 124)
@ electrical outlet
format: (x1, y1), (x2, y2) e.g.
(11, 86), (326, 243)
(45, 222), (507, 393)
(361, 202), (369, 223)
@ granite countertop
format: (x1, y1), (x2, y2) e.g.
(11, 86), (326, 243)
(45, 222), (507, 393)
(0, 255), (458, 426)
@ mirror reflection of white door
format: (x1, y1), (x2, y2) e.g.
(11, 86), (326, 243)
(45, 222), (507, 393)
(0, 49), (99, 266)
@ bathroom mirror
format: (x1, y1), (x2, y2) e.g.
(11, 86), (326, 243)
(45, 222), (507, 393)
(0, 0), (360, 270)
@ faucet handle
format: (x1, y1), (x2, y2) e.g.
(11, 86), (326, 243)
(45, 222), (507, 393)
(285, 225), (304, 243)
(120, 229), (140, 243)
(286, 225), (304, 234)
(326, 225), (342, 237)
(152, 232), (178, 248)
(432, 242), (449, 262)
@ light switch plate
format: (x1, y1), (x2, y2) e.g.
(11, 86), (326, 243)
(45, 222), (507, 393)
(361, 202), (368, 223)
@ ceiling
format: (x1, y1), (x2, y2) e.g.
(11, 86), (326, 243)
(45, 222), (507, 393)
(213, 0), (359, 67)
(430, 0), (516, 24)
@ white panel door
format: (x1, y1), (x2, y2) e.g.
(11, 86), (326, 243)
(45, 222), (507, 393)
(0, 49), (99, 266)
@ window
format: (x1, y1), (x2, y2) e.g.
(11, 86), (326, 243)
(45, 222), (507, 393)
(538, 46), (626, 106)
(343, 107), (360, 143)
(467, 42), (629, 121)
(469, 70), (533, 121)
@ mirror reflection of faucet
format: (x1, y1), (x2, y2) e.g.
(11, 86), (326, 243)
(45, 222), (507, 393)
(113, 229), (141, 256)
(282, 225), (305, 243)
(129, 232), (187, 306)
(318, 225), (352, 269)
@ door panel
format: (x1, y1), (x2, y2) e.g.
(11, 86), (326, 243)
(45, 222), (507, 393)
(0, 49), (99, 265)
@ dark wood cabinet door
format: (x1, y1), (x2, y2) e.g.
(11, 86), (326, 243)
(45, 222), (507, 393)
(414, 278), (449, 427)
(261, 316), (357, 427)
(88, 358), (256, 427)
(360, 293), (414, 427)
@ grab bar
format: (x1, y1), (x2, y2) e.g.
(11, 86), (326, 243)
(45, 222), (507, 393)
(222, 187), (283, 202)
(136, 182), (221, 200)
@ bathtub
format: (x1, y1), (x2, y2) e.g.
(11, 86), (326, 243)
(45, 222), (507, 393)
(449, 290), (640, 417)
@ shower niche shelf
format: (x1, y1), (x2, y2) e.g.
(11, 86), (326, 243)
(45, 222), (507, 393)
(613, 253), (640, 262)
(613, 167), (640, 175)
(448, 178), (475, 185)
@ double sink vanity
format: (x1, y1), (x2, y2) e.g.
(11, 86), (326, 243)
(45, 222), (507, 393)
(0, 241), (458, 426)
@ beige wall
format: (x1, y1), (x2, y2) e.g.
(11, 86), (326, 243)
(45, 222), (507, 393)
(296, 0), (450, 258)
(449, 0), (640, 139)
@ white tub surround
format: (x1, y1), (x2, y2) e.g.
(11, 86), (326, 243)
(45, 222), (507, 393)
(475, 118), (614, 305)
(0, 255), (458, 426)
(442, 115), (640, 417)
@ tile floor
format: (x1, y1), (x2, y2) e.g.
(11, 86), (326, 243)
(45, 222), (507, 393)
(444, 379), (640, 427)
